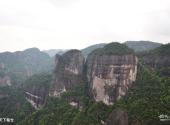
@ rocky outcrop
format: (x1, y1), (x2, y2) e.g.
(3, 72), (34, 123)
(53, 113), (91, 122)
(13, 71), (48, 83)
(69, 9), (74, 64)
(49, 50), (85, 97)
(24, 85), (48, 109)
(25, 91), (45, 109)
(106, 109), (128, 125)
(23, 73), (51, 109)
(87, 43), (138, 105)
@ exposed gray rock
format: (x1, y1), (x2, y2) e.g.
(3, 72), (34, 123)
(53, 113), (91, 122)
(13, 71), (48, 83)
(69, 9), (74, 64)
(87, 54), (138, 105)
(49, 49), (85, 97)
(25, 91), (44, 109)
(24, 85), (48, 109)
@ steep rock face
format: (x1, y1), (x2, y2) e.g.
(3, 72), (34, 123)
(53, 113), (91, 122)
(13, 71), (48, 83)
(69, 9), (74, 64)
(49, 50), (85, 97)
(23, 74), (51, 109)
(61, 50), (84, 75)
(24, 89), (46, 109)
(87, 43), (138, 105)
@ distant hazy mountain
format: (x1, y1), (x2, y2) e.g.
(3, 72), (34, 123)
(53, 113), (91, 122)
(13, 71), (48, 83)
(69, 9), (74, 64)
(0, 48), (53, 86)
(138, 43), (170, 77)
(43, 49), (68, 57)
(125, 41), (162, 52)
(81, 43), (106, 57)
(81, 41), (162, 57)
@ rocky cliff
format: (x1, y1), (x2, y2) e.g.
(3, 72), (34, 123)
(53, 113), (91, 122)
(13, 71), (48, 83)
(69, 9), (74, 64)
(86, 43), (138, 105)
(15, 42), (170, 125)
(24, 91), (44, 109)
(23, 73), (51, 109)
(49, 49), (85, 97)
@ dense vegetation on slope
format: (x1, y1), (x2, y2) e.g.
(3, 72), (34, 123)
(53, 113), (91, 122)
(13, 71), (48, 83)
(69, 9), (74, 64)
(0, 86), (34, 124)
(148, 43), (170, 56)
(16, 43), (170, 125)
(89, 42), (134, 56)
(23, 73), (52, 92)
(17, 77), (113, 125)
(138, 43), (170, 57)
(17, 63), (170, 125)
(0, 73), (52, 124)
(115, 63), (170, 125)
(81, 41), (162, 57)
(0, 43), (169, 125)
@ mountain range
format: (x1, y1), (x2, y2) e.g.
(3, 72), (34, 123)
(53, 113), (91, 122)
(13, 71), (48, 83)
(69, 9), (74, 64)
(43, 41), (162, 58)
(0, 41), (169, 125)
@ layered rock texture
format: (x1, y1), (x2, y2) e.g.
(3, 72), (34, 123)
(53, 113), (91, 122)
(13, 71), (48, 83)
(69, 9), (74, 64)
(50, 43), (138, 105)
(49, 50), (85, 97)
(87, 43), (138, 105)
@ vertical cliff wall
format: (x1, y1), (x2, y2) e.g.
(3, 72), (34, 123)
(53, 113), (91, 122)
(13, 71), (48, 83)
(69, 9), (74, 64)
(49, 50), (85, 97)
(23, 73), (51, 109)
(86, 43), (138, 105)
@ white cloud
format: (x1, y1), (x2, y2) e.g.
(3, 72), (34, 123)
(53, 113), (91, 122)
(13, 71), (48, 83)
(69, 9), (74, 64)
(0, 0), (169, 52)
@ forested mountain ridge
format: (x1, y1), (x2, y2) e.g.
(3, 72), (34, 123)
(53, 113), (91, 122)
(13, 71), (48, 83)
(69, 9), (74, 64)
(81, 41), (162, 58)
(0, 42), (169, 125)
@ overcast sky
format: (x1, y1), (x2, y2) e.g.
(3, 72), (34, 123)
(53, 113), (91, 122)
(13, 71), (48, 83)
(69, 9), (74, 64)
(0, 0), (169, 52)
